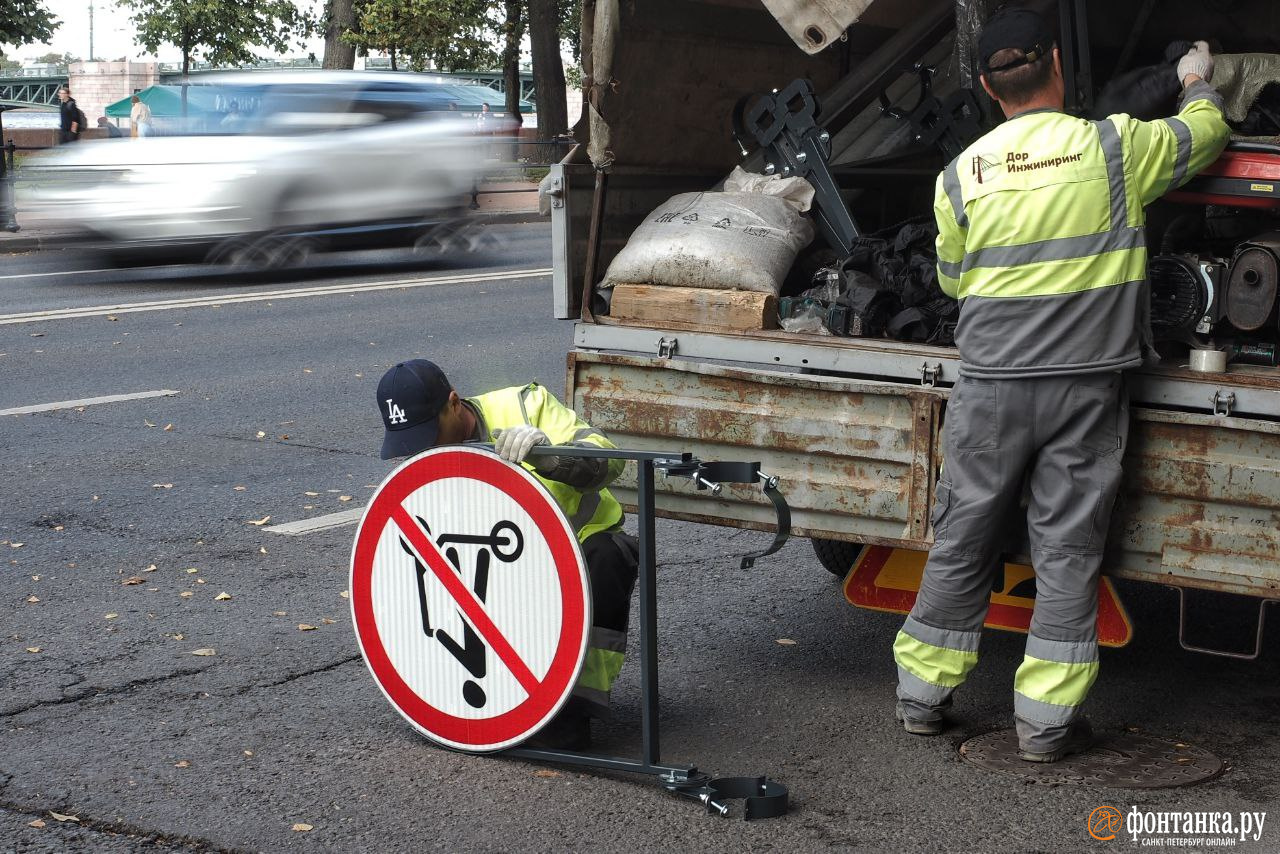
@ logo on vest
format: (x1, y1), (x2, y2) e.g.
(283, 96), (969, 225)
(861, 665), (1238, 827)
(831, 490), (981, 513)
(386, 398), (408, 425)
(971, 153), (1001, 184)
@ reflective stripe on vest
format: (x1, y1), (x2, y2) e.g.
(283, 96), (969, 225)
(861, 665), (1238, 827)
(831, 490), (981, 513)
(470, 386), (623, 543)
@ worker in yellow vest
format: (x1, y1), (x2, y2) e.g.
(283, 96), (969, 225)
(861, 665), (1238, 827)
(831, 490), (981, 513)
(377, 359), (637, 750)
(892, 8), (1228, 761)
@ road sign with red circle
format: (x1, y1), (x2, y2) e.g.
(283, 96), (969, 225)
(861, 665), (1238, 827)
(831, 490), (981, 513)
(350, 446), (591, 752)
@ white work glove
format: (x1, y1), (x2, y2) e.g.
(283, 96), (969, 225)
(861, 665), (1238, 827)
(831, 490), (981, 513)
(493, 425), (557, 470)
(1177, 41), (1214, 84)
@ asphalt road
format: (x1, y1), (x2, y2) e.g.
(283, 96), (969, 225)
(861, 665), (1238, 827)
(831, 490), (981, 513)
(2, 224), (1278, 853)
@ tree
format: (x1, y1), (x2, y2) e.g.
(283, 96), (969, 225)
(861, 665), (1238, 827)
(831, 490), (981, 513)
(0, 56), (20, 73)
(500, 0), (524, 128)
(0, 0), (57, 53)
(322, 0), (356, 69)
(35, 51), (78, 67)
(118, 0), (315, 76)
(343, 0), (498, 73)
(528, 0), (566, 141)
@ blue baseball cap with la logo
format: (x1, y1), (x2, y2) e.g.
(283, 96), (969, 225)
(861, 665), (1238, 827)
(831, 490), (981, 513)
(376, 359), (453, 459)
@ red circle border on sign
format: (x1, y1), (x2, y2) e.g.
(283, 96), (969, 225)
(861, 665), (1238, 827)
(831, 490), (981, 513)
(350, 447), (588, 751)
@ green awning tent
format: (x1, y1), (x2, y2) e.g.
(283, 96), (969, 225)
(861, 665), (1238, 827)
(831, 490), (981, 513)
(429, 83), (533, 114)
(104, 84), (228, 118)
(105, 81), (531, 119)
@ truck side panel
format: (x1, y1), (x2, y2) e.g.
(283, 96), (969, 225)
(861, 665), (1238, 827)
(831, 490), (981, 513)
(570, 350), (1280, 599)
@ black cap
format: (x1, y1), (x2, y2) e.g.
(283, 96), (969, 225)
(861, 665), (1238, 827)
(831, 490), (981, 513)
(376, 359), (452, 460)
(978, 7), (1054, 75)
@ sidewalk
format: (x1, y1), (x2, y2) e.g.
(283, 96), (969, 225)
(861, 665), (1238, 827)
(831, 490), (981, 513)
(0, 185), (546, 255)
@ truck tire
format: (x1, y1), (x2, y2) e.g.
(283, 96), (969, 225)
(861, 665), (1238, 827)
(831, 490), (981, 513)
(812, 538), (865, 577)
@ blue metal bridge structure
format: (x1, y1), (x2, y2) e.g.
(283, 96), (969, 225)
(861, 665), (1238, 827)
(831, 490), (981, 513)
(0, 66), (535, 110)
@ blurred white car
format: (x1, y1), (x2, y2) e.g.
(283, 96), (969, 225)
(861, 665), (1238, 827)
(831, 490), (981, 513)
(21, 72), (490, 265)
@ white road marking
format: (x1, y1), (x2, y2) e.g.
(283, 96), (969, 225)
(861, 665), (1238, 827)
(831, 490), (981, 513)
(0, 389), (180, 416)
(0, 267), (120, 282)
(266, 508), (364, 536)
(0, 267), (552, 326)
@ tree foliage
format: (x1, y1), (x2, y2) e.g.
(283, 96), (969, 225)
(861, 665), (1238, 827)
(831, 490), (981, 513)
(117, 0), (315, 75)
(343, 0), (498, 72)
(0, 0), (58, 52)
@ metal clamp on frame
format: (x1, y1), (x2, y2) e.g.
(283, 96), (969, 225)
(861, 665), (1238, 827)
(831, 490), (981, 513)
(502, 444), (791, 819)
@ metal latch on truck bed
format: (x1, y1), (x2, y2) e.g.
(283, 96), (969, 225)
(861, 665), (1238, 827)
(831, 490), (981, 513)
(656, 336), (678, 358)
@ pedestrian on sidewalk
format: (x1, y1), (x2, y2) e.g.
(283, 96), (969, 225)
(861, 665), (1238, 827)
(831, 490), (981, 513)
(97, 117), (123, 138)
(130, 95), (153, 138)
(375, 360), (639, 750)
(57, 87), (82, 144)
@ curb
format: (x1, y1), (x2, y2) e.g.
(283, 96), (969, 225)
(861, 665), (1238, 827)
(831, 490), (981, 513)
(0, 213), (545, 255)
(0, 235), (41, 254)
(471, 210), (548, 225)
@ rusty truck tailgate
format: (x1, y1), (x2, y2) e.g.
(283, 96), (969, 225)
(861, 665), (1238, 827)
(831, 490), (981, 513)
(569, 350), (1280, 599)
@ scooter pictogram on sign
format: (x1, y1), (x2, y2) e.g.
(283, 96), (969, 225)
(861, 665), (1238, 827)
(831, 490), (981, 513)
(350, 446), (591, 752)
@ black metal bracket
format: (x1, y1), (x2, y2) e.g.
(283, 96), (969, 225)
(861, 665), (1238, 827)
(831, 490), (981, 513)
(498, 444), (791, 819)
(733, 78), (860, 256)
(877, 64), (983, 161)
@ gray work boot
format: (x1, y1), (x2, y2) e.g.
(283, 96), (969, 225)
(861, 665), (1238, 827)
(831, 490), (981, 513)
(895, 701), (945, 736)
(1018, 717), (1094, 763)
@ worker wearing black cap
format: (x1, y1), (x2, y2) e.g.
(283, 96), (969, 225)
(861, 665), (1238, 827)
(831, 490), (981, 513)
(377, 360), (638, 750)
(891, 5), (1229, 761)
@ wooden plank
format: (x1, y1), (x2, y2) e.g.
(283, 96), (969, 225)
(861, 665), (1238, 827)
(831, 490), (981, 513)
(608, 284), (778, 331)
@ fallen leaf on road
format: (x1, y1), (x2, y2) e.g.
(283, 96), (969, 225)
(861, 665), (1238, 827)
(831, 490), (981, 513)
(152, 483), (173, 489)
(233, 485), (246, 491)
(255, 431), (266, 439)
(179, 591), (194, 599)
(123, 576), (145, 586)
(339, 591), (349, 599)
(247, 516), (271, 526)
(321, 618), (336, 625)
(190, 648), (216, 656)
(244, 749), (253, 756)
(26, 647), (40, 653)
(195, 579), (206, 585)
(298, 624), (318, 631)
(304, 491), (319, 497)
(303, 368), (312, 373)
(171, 633), (184, 640)
(75, 407), (85, 413)
(534, 769), (561, 778)
(163, 424), (174, 431)
(144, 420), (156, 428)
(776, 638), (797, 646)
(174, 760), (190, 768)
(10, 542), (24, 548)
(303, 505), (314, 510)
(48, 812), (79, 823)
(105, 613), (118, 620)
(214, 592), (232, 601)
(259, 547), (267, 554)
(338, 495), (352, 502)
(26, 596), (39, 603)
(28, 819), (45, 828)
(186, 567), (199, 574)
(273, 611), (287, 616)
(278, 434), (289, 440)
(292, 823), (313, 833)
(29, 332), (43, 338)
(144, 564), (157, 572)
(53, 525), (63, 531)
(106, 315), (119, 321)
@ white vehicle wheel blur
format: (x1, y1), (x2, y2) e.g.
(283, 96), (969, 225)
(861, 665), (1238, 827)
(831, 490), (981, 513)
(414, 221), (463, 255)
(263, 236), (315, 269)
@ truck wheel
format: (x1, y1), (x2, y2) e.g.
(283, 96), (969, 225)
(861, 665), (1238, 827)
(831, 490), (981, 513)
(812, 538), (864, 577)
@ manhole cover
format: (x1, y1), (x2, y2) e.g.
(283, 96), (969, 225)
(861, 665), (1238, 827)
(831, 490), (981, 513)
(959, 729), (1224, 788)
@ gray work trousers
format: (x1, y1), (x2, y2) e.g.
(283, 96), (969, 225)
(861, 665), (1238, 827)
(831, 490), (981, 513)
(894, 372), (1128, 752)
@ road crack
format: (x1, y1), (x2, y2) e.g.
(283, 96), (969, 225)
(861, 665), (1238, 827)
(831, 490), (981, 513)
(0, 666), (210, 719)
(1, 799), (249, 853)
(228, 653), (362, 696)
